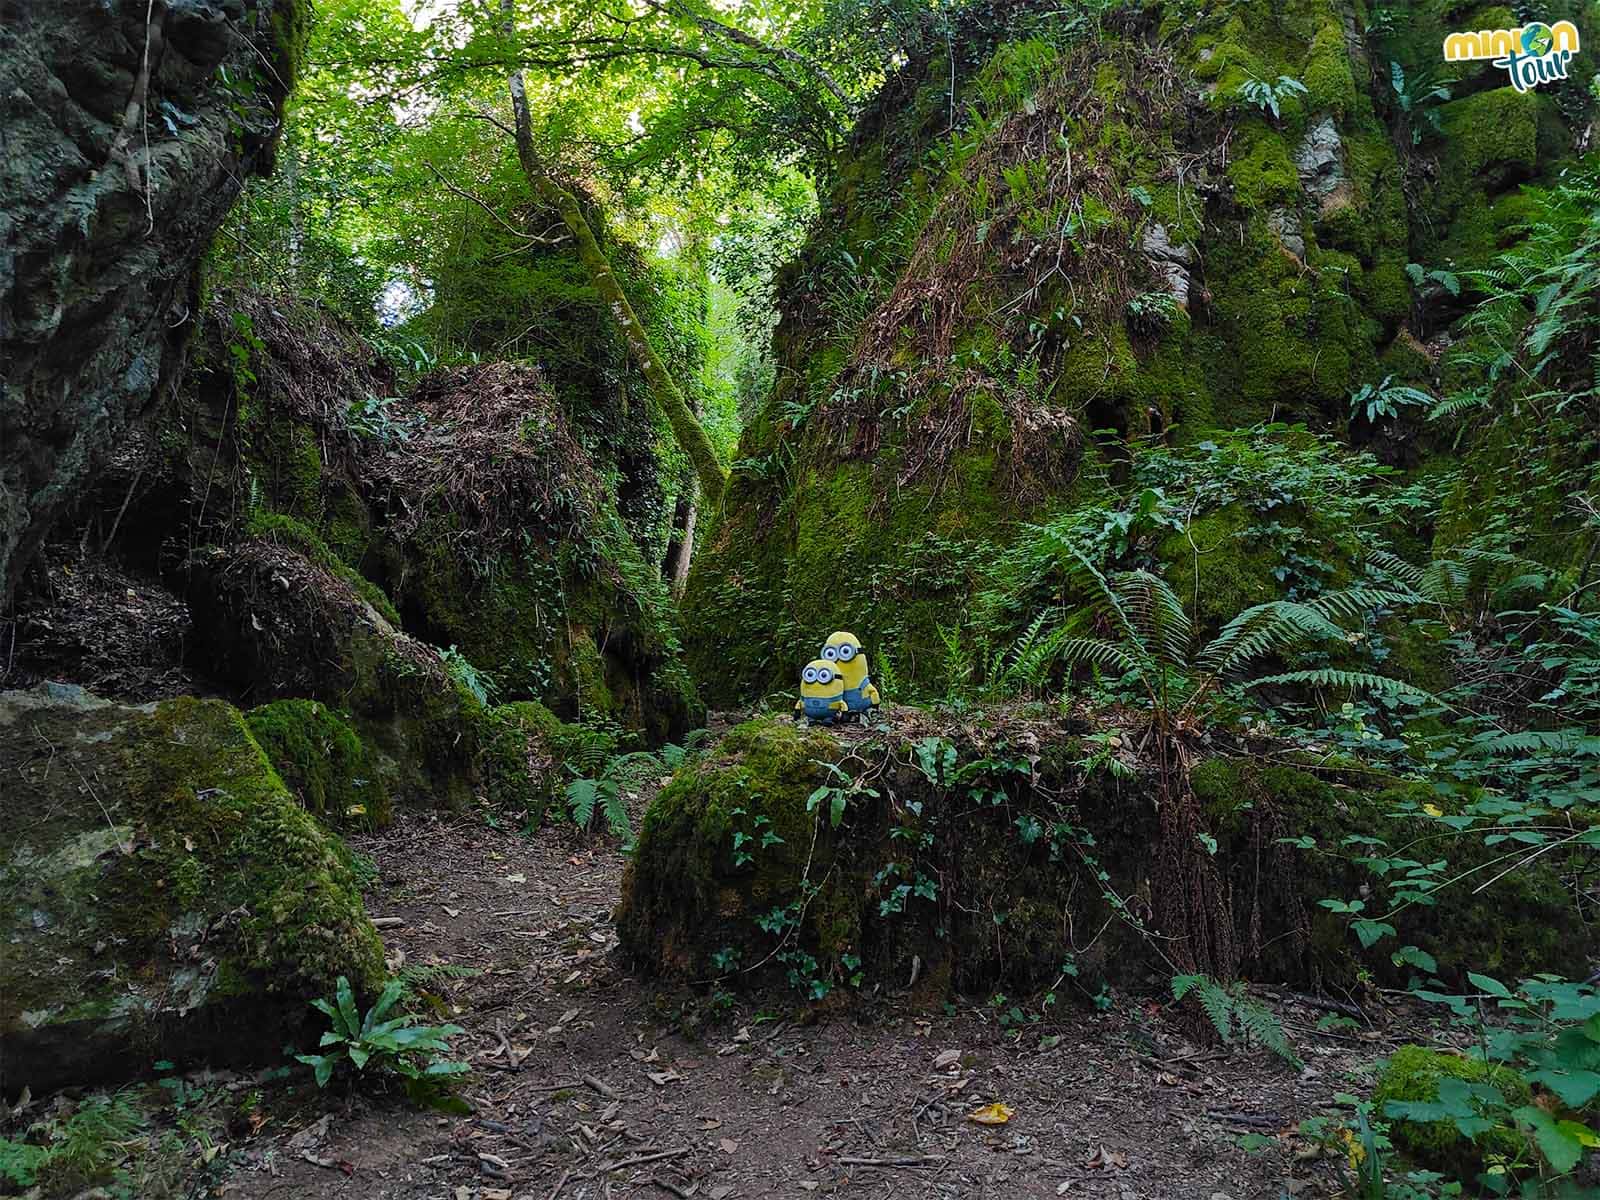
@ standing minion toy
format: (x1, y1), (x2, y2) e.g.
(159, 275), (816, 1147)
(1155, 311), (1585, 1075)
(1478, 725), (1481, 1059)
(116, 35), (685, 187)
(795, 659), (847, 725)
(821, 631), (881, 723)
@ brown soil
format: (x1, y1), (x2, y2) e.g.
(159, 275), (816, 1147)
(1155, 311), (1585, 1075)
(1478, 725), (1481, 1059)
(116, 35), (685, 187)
(215, 792), (1403, 1200)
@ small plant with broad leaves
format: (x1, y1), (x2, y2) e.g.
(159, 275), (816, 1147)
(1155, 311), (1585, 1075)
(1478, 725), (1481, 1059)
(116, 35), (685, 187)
(1389, 61), (1450, 143)
(298, 975), (468, 1104)
(1379, 976), (1600, 1187)
(1234, 74), (1308, 120)
(1350, 374), (1435, 423)
(807, 759), (880, 828)
(439, 645), (498, 705)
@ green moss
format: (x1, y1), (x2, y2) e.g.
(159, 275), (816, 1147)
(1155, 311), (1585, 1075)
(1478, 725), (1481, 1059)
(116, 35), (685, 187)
(267, 0), (312, 91)
(1, 688), (384, 1087)
(246, 699), (392, 830)
(618, 718), (845, 976)
(1372, 1046), (1530, 1177)
(1192, 758), (1585, 985)
(1228, 126), (1299, 211)
(1361, 256), (1412, 330)
(246, 511), (402, 627)
(1302, 20), (1356, 115)
(1156, 506), (1281, 630)
(478, 700), (617, 824)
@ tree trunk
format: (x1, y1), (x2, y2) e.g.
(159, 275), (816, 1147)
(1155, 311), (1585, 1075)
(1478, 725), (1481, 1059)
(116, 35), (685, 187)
(501, 1), (727, 511)
(670, 497), (698, 595)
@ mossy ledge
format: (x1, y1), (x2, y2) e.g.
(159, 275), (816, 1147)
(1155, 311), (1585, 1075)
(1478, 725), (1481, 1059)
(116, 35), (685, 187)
(617, 714), (1591, 1001)
(1, 683), (384, 1095)
(1371, 1045), (1532, 1179)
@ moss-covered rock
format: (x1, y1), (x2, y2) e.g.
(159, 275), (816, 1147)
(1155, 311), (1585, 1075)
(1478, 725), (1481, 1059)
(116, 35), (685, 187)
(1189, 758), (1586, 985)
(246, 699), (393, 830)
(185, 539), (483, 806)
(169, 299), (702, 747)
(478, 700), (617, 824)
(1372, 1045), (1531, 1178)
(681, 0), (1419, 702)
(619, 715), (1592, 1002)
(0, 683), (383, 1094)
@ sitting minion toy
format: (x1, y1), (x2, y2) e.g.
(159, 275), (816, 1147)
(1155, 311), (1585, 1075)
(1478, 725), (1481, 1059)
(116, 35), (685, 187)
(821, 631), (881, 723)
(795, 659), (847, 725)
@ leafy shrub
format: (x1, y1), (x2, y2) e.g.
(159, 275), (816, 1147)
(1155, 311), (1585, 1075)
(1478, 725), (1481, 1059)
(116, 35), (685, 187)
(298, 975), (468, 1099)
(1234, 74), (1307, 120)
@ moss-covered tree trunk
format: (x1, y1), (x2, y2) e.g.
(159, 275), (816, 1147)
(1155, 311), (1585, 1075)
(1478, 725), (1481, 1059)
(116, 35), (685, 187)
(501, 5), (727, 511)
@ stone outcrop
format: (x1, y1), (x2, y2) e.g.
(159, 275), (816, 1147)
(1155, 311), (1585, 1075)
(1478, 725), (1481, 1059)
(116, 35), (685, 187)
(0, 0), (304, 605)
(0, 682), (381, 1095)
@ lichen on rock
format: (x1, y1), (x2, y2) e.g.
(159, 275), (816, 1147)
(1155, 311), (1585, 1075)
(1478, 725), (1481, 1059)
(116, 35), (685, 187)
(0, 682), (383, 1095)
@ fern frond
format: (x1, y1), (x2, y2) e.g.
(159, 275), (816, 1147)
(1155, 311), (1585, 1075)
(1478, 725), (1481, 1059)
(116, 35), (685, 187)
(1306, 587), (1418, 620)
(1042, 533), (1160, 676)
(1247, 669), (1435, 702)
(567, 778), (599, 828)
(1235, 993), (1303, 1067)
(1365, 550), (1424, 590)
(1197, 978), (1235, 1043)
(1058, 638), (1142, 676)
(1197, 602), (1347, 676)
(1113, 570), (1194, 667)
(602, 783), (630, 838)
(1469, 729), (1600, 755)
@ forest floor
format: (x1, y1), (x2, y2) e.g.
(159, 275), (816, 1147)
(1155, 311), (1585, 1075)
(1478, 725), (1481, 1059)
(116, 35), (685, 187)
(204, 779), (1413, 1200)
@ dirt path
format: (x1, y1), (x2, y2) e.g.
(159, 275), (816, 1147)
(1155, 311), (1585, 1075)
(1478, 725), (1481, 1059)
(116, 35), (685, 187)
(221, 808), (1380, 1200)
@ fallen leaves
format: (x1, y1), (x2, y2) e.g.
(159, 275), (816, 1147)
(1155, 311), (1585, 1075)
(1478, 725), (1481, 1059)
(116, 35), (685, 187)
(968, 1102), (1014, 1125)
(1085, 1143), (1128, 1170)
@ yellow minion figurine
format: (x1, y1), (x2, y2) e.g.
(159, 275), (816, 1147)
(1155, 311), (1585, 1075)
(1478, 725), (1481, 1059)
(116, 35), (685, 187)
(795, 659), (847, 725)
(821, 631), (880, 722)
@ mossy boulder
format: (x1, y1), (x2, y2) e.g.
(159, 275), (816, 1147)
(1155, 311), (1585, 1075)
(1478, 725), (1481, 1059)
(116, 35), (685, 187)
(1189, 758), (1588, 986)
(619, 715), (1591, 1002)
(1372, 1045), (1531, 1179)
(0, 683), (383, 1095)
(170, 299), (702, 746)
(185, 538), (482, 806)
(479, 700), (617, 825)
(246, 699), (393, 830)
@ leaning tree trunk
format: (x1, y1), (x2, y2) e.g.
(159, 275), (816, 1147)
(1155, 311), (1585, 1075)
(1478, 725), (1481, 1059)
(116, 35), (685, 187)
(501, 5), (727, 511)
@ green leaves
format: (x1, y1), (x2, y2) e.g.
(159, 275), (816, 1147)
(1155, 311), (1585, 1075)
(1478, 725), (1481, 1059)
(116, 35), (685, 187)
(567, 777), (627, 837)
(1512, 1105), (1592, 1173)
(1234, 74), (1308, 120)
(297, 974), (468, 1096)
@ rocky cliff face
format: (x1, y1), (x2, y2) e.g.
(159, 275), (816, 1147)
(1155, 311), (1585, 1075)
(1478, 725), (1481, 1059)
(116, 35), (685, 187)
(0, 0), (304, 606)
(682, 0), (1597, 703)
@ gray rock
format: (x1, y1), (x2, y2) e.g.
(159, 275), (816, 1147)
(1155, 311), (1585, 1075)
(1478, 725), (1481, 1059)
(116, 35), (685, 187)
(0, 682), (382, 1094)
(0, 0), (302, 606)
(1142, 222), (1194, 308)
(1295, 117), (1345, 198)
(1268, 207), (1306, 259)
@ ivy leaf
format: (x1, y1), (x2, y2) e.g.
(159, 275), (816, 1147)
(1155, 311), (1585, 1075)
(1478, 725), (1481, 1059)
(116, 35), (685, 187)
(1391, 945), (1438, 973)
(1353, 919), (1396, 948)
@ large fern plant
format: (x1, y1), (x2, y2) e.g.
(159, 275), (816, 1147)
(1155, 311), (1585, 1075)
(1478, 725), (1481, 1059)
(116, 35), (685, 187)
(1048, 538), (1428, 732)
